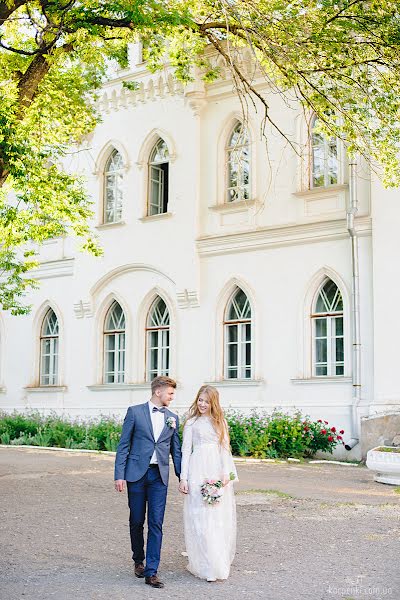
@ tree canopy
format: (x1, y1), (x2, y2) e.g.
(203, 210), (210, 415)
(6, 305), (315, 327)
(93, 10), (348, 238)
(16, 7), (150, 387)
(1, 0), (400, 313)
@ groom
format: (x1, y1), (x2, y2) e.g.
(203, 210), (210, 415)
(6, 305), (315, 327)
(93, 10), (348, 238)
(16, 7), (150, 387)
(114, 376), (182, 589)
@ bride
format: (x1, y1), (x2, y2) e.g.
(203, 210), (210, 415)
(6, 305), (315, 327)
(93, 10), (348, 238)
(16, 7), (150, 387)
(179, 385), (238, 582)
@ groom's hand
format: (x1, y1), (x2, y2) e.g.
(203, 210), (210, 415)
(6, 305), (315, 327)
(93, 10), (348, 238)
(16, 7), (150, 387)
(114, 479), (126, 492)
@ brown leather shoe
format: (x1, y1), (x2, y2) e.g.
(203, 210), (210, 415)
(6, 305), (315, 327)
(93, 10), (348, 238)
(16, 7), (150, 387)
(145, 575), (165, 588)
(134, 563), (145, 578)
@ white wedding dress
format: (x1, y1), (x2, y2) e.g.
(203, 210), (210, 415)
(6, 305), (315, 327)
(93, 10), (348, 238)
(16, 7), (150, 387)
(181, 415), (238, 581)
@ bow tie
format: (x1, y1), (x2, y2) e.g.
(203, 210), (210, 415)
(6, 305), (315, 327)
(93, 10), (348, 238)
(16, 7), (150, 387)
(152, 406), (166, 413)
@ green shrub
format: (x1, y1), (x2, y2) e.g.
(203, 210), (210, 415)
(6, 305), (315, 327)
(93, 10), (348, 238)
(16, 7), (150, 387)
(0, 408), (345, 459)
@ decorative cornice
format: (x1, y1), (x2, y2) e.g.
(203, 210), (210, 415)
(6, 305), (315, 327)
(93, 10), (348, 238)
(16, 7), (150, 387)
(28, 259), (74, 280)
(90, 263), (175, 298)
(197, 216), (372, 257)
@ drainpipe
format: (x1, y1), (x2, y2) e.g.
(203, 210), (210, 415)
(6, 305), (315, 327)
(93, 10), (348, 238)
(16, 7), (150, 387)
(344, 159), (361, 451)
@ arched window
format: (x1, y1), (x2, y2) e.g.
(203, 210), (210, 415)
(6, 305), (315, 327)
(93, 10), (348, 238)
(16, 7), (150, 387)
(146, 297), (170, 380)
(148, 139), (169, 216)
(40, 309), (59, 385)
(311, 116), (338, 188)
(226, 122), (250, 203)
(224, 287), (252, 379)
(104, 301), (126, 383)
(312, 279), (344, 376)
(104, 149), (123, 223)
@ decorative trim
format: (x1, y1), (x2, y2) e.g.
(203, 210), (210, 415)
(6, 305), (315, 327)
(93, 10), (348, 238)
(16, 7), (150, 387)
(209, 198), (259, 214)
(90, 264), (175, 298)
(96, 221), (126, 230)
(176, 290), (199, 309)
(24, 386), (68, 393)
(291, 377), (352, 385)
(203, 379), (264, 387)
(139, 212), (174, 223)
(28, 259), (74, 280)
(0, 386), (6, 394)
(197, 216), (372, 256)
(73, 301), (93, 319)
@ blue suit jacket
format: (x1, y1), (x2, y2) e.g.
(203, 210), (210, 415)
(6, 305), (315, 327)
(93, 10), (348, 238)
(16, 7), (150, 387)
(114, 402), (182, 486)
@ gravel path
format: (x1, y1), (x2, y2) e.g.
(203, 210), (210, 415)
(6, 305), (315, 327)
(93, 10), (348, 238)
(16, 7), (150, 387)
(0, 447), (399, 600)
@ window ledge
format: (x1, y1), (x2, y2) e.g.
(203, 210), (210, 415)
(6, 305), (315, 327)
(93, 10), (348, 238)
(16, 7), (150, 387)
(96, 221), (126, 230)
(203, 379), (264, 388)
(209, 198), (258, 214)
(24, 386), (68, 393)
(293, 184), (348, 200)
(88, 383), (151, 391)
(139, 212), (173, 223)
(291, 377), (352, 385)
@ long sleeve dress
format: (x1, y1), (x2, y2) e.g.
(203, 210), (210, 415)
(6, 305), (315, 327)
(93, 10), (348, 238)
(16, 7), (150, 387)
(181, 415), (238, 581)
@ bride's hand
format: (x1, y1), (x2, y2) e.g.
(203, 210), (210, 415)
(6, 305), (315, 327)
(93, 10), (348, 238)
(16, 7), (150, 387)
(179, 479), (189, 494)
(222, 475), (230, 487)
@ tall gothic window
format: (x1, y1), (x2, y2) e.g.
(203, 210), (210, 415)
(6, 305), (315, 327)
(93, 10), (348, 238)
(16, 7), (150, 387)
(146, 297), (170, 380)
(104, 149), (123, 223)
(226, 122), (250, 203)
(312, 279), (344, 376)
(104, 301), (126, 383)
(224, 287), (252, 379)
(311, 116), (338, 188)
(148, 139), (169, 215)
(40, 309), (59, 385)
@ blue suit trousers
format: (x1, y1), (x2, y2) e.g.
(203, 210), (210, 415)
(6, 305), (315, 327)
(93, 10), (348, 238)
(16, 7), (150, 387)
(127, 465), (168, 577)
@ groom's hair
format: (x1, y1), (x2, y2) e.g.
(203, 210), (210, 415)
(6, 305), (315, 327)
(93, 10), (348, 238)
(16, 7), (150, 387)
(151, 375), (177, 395)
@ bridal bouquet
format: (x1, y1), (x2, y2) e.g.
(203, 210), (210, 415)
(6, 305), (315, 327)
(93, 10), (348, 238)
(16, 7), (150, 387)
(200, 472), (236, 505)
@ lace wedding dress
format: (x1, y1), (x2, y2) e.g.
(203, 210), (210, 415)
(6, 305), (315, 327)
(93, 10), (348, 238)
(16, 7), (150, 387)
(181, 415), (238, 581)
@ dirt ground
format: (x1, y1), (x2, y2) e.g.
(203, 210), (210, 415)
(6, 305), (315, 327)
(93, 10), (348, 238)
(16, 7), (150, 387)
(0, 447), (399, 600)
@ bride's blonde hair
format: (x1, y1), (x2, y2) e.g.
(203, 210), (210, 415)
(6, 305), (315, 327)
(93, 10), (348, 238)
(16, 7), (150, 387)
(186, 385), (229, 447)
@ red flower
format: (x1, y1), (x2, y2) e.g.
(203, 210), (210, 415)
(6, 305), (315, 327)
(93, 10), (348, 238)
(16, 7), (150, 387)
(331, 427), (336, 433)
(324, 420), (329, 424)
(337, 435), (342, 440)
(340, 429), (344, 434)
(327, 436), (334, 442)
(317, 419), (322, 423)
(321, 429), (327, 435)
(303, 426), (309, 432)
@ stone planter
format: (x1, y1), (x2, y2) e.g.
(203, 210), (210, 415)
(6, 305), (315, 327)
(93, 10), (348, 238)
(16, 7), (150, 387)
(366, 446), (400, 485)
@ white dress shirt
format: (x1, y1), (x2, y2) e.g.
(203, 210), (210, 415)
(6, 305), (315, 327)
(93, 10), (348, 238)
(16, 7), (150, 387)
(149, 400), (165, 464)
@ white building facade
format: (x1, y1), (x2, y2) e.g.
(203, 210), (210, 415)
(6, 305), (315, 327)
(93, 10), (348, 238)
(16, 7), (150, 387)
(1, 47), (399, 460)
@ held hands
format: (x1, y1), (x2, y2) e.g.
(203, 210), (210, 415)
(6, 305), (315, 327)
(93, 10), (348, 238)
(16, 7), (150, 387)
(114, 479), (126, 492)
(179, 479), (189, 494)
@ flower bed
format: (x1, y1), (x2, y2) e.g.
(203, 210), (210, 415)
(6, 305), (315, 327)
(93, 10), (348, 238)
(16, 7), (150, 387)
(0, 409), (345, 459)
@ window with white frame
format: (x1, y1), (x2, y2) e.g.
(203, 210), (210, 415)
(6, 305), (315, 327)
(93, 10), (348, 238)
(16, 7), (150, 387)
(311, 116), (338, 188)
(148, 139), (169, 215)
(312, 279), (344, 376)
(226, 121), (250, 203)
(104, 301), (126, 383)
(146, 297), (170, 380)
(224, 287), (252, 379)
(104, 149), (123, 223)
(40, 309), (59, 385)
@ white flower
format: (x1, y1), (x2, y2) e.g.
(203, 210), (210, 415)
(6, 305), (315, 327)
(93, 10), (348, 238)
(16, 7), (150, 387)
(166, 416), (176, 429)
